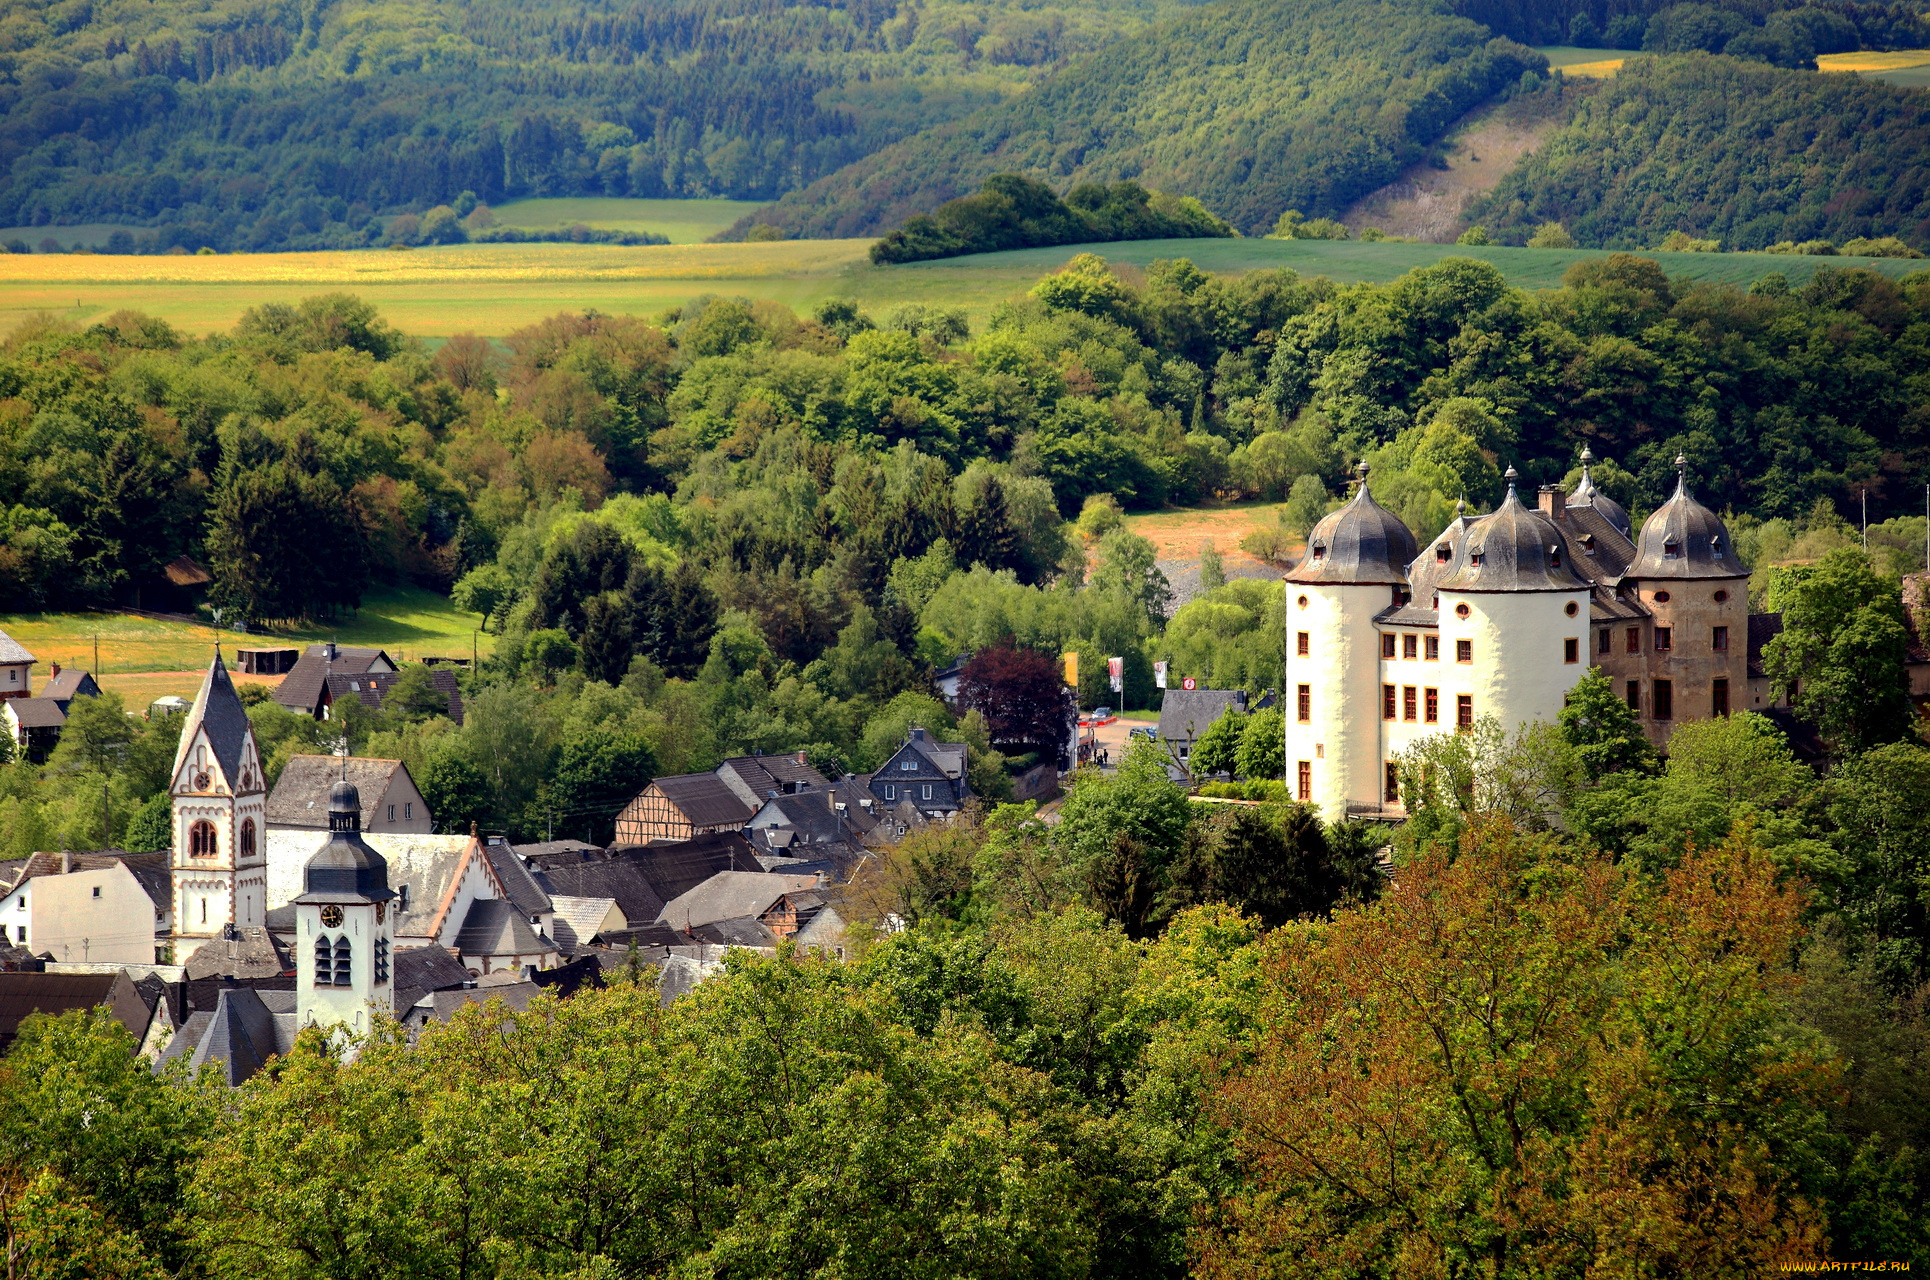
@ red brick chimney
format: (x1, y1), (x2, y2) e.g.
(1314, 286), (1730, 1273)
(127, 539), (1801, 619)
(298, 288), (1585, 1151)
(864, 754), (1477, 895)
(1537, 483), (1566, 524)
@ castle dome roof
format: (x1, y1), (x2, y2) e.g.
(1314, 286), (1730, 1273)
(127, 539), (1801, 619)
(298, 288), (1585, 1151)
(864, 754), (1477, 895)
(1627, 456), (1747, 581)
(1567, 447), (1633, 540)
(1283, 463), (1418, 587)
(1437, 469), (1591, 593)
(294, 778), (395, 903)
(1408, 498), (1483, 606)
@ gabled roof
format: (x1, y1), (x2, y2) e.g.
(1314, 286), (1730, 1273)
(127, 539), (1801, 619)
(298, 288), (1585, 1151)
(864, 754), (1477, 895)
(7, 698), (65, 729)
(0, 629), (33, 665)
(690, 916), (781, 948)
(715, 755), (828, 806)
(529, 856), (666, 929)
(266, 831), (483, 939)
(172, 651), (257, 786)
(266, 756), (413, 829)
(640, 773), (757, 829)
(656, 871), (818, 931)
(451, 899), (558, 961)
(482, 842), (553, 918)
(403, 981), (543, 1027)
(549, 896), (622, 951)
(272, 645), (392, 715)
(40, 669), (99, 705)
(0, 971), (148, 1051)
(183, 925), (291, 980)
(393, 943), (474, 1009)
(155, 986), (294, 1087)
(14, 851), (170, 913)
(1159, 688), (1247, 743)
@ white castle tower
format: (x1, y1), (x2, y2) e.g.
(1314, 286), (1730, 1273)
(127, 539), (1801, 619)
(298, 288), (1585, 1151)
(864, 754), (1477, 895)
(170, 650), (268, 944)
(294, 779), (396, 1035)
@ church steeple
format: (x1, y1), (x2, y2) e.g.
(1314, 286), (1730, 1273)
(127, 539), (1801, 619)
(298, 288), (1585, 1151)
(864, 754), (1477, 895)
(294, 780), (396, 1036)
(170, 649), (269, 952)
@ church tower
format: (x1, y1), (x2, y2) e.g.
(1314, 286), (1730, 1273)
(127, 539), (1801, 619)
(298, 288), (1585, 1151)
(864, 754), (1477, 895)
(295, 780), (396, 1035)
(170, 650), (268, 943)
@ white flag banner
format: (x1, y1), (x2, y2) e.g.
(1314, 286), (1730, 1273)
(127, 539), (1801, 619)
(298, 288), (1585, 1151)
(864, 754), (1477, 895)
(1153, 660), (1168, 689)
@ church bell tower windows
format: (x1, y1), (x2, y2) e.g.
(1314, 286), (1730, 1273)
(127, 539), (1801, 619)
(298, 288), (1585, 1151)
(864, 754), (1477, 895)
(189, 821), (217, 857)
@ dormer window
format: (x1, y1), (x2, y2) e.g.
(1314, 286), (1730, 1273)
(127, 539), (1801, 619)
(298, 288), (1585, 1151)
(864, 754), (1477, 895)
(1710, 536), (1724, 560)
(1469, 551), (1485, 566)
(1582, 535), (1596, 555)
(1435, 544), (1451, 563)
(1663, 539), (1681, 560)
(1549, 545), (1562, 568)
(1311, 544), (1327, 561)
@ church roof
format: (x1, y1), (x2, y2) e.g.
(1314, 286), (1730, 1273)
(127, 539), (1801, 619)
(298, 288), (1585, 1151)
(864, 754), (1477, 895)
(155, 986), (295, 1087)
(1284, 464), (1417, 587)
(294, 781), (396, 904)
(171, 651), (256, 788)
(450, 898), (557, 960)
(1566, 448), (1633, 539)
(1628, 457), (1748, 581)
(1436, 471), (1591, 594)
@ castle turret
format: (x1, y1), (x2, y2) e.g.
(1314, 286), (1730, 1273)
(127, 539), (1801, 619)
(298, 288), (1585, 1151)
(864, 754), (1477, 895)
(294, 780), (396, 1036)
(1283, 463), (1417, 819)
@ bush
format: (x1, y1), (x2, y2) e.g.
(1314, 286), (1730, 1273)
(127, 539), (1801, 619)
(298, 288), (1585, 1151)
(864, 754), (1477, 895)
(1456, 225), (1492, 246)
(1526, 221), (1574, 249)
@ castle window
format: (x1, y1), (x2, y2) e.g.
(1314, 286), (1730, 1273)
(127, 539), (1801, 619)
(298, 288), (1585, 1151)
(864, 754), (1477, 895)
(333, 937), (353, 986)
(1550, 545), (1562, 568)
(1297, 685), (1311, 723)
(1456, 695), (1473, 731)
(1296, 762), (1311, 802)
(1403, 634), (1417, 660)
(1425, 636), (1439, 661)
(1424, 688), (1439, 723)
(1710, 536), (1724, 560)
(1652, 679), (1674, 720)
(1565, 601), (1579, 617)
(1653, 590), (1670, 603)
(1564, 638), (1580, 664)
(1436, 544), (1451, 563)
(1470, 552), (1485, 566)
(1382, 685), (1396, 720)
(313, 936), (331, 986)
(1455, 603), (1471, 619)
(1311, 544), (1327, 561)
(1626, 681), (1640, 711)
(1663, 539), (1681, 559)
(1626, 627), (1641, 654)
(1714, 589), (1729, 603)
(1382, 634), (1396, 659)
(1384, 763), (1399, 804)
(1582, 535), (1596, 555)
(189, 821), (218, 857)
(1713, 678), (1730, 717)
(1712, 625), (1728, 651)
(1403, 686), (1417, 721)
(1297, 595), (1309, 609)
(1599, 629), (1611, 654)
(1655, 627), (1672, 651)
(1296, 631), (1310, 657)
(239, 819), (255, 859)
(1456, 640), (1473, 664)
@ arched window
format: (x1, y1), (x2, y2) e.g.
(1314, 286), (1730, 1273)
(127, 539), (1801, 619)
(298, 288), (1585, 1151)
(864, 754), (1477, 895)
(333, 937), (353, 986)
(189, 820), (217, 857)
(239, 819), (256, 859)
(312, 936), (332, 987)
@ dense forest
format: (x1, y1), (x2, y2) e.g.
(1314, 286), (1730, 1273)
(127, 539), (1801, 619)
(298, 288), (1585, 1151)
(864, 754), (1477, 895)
(9, 697), (1930, 1273)
(0, 0), (1193, 250)
(869, 174), (1233, 263)
(1473, 53), (1930, 250)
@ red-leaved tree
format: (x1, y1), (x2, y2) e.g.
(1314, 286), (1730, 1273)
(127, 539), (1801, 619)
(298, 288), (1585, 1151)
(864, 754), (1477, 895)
(958, 644), (1076, 768)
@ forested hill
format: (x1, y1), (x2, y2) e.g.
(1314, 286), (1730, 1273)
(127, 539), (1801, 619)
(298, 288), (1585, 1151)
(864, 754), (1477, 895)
(0, 0), (1191, 250)
(728, 0), (1545, 239)
(1470, 54), (1930, 250)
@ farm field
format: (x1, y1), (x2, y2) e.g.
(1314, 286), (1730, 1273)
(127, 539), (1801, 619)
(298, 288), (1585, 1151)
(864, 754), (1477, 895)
(1816, 49), (1930, 73)
(1532, 46), (1627, 76)
(0, 585), (491, 700)
(489, 197), (765, 244)
(3, 236), (1921, 340)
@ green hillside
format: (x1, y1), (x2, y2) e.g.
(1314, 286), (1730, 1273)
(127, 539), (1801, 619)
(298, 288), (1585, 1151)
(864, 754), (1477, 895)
(1471, 54), (1930, 250)
(0, 0), (1189, 252)
(732, 0), (1545, 239)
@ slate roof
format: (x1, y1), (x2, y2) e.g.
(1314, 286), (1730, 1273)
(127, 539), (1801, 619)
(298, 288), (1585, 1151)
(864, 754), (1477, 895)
(272, 645), (392, 715)
(1568, 450), (1634, 539)
(1284, 466), (1418, 586)
(403, 981), (543, 1028)
(549, 896), (621, 951)
(1159, 688), (1247, 745)
(649, 773), (757, 829)
(0, 971), (148, 1050)
(1560, 501), (1637, 583)
(172, 651), (255, 786)
(267, 757), (413, 829)
(1627, 460), (1748, 581)
(716, 755), (828, 806)
(393, 943), (474, 1010)
(14, 851), (170, 913)
(0, 629), (33, 665)
(267, 831), (478, 940)
(40, 668), (99, 704)
(451, 899), (558, 961)
(183, 925), (292, 981)
(509, 839), (600, 860)
(656, 871), (818, 931)
(1436, 477), (1590, 594)
(155, 986), (295, 1087)
(529, 856), (666, 929)
(691, 916), (782, 948)
(325, 669), (464, 725)
(482, 842), (554, 918)
(8, 698), (64, 729)
(163, 555), (213, 587)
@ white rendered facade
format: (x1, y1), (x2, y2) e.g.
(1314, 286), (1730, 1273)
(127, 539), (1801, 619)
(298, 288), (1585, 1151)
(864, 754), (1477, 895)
(295, 894), (393, 1035)
(170, 653), (268, 943)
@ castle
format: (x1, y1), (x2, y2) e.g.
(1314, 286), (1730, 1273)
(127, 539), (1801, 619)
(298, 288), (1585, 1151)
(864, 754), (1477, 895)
(1282, 453), (1754, 820)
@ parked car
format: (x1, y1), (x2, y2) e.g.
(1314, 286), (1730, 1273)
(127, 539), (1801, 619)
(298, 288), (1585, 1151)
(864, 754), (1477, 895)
(1128, 726), (1158, 742)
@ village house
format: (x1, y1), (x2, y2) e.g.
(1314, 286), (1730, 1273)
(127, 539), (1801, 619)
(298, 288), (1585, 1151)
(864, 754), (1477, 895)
(863, 727), (970, 817)
(266, 756), (433, 835)
(0, 629), (33, 702)
(0, 851), (171, 963)
(269, 643), (397, 717)
(612, 755), (829, 844)
(0, 970), (152, 1053)
(1157, 688), (1249, 773)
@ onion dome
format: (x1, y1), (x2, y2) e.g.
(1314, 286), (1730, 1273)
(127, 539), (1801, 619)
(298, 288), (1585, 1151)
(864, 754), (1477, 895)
(1437, 467), (1590, 593)
(1284, 462), (1418, 586)
(1627, 456), (1747, 581)
(1566, 447), (1633, 540)
(294, 779), (396, 903)
(1408, 497), (1483, 608)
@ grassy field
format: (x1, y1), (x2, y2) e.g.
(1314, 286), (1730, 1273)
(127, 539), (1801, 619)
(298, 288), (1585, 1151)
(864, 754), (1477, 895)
(1533, 46), (1627, 76)
(2, 235), (1920, 340)
(0, 585), (492, 701)
(489, 197), (764, 245)
(1121, 502), (1290, 560)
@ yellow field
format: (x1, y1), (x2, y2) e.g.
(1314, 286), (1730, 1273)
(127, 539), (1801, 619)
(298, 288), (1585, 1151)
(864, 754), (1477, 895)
(1817, 49), (1930, 72)
(1560, 58), (1625, 78)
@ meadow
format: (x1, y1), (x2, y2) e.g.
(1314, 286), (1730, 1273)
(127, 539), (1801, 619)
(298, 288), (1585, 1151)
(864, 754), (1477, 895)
(3, 236), (1913, 340)
(0, 585), (493, 703)
(488, 197), (765, 244)
(1532, 46), (1626, 76)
